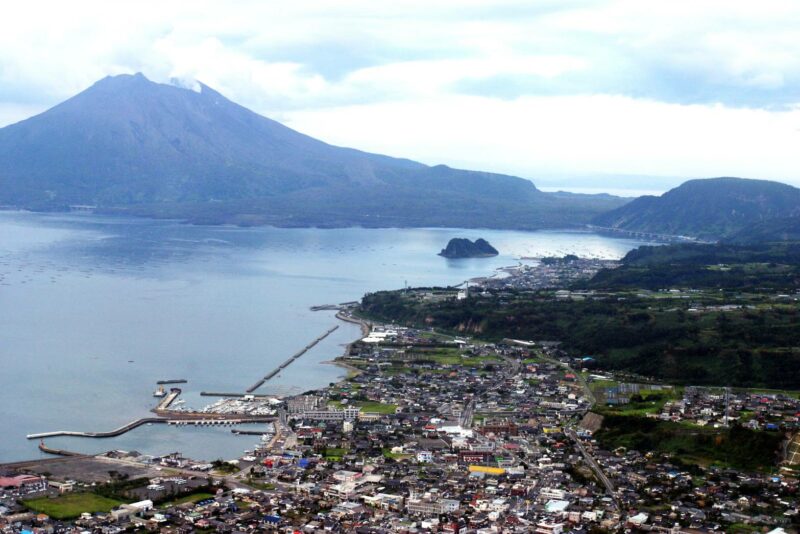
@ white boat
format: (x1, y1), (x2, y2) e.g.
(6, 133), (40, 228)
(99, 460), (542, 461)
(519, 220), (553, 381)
(153, 385), (166, 397)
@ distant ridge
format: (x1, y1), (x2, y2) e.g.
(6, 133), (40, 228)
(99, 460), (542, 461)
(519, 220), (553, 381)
(0, 73), (627, 229)
(592, 177), (800, 240)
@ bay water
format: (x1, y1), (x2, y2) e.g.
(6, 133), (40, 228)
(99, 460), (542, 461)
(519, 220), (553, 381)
(0, 211), (648, 461)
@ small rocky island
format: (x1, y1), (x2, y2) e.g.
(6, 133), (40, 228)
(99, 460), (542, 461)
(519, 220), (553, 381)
(438, 238), (499, 258)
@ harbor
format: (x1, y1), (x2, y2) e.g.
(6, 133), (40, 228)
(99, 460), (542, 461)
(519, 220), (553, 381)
(0, 214), (641, 464)
(19, 312), (358, 460)
(22, 326), (342, 445)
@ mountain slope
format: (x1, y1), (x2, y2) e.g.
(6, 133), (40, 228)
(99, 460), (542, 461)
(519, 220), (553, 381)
(592, 177), (800, 240)
(725, 216), (800, 244)
(0, 73), (626, 228)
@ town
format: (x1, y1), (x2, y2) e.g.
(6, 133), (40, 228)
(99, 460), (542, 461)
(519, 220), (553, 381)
(3, 306), (800, 533)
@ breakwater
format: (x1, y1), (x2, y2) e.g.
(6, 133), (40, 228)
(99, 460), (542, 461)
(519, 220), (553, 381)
(245, 325), (339, 393)
(37, 442), (85, 457)
(26, 417), (167, 439)
(26, 416), (276, 440)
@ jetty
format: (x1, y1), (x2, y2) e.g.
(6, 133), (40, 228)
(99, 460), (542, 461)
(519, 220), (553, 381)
(154, 388), (182, 411)
(231, 428), (273, 436)
(310, 304), (340, 311)
(38, 441), (85, 457)
(26, 417), (166, 439)
(246, 325), (339, 393)
(26, 415), (276, 440)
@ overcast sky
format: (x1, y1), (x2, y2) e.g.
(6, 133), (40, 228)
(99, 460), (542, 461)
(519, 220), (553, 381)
(2, 0), (800, 193)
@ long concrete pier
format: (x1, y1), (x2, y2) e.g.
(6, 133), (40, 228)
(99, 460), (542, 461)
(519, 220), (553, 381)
(26, 415), (276, 440)
(246, 325), (339, 393)
(26, 417), (167, 439)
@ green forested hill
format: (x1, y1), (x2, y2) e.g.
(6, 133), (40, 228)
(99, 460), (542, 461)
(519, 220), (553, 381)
(359, 241), (800, 388)
(592, 177), (800, 240)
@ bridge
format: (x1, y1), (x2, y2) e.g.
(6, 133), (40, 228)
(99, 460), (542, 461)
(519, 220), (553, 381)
(585, 225), (713, 243)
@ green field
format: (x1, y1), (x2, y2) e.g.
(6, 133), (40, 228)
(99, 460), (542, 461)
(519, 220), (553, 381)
(382, 448), (412, 460)
(594, 388), (682, 417)
(323, 447), (349, 460)
(245, 480), (275, 491)
(159, 492), (214, 508)
(329, 400), (397, 414)
(23, 493), (126, 519)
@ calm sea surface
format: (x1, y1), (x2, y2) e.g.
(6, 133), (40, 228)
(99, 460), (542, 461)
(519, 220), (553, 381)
(0, 211), (649, 462)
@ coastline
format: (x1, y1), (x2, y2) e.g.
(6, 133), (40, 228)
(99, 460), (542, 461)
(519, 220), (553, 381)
(318, 309), (370, 381)
(335, 309), (371, 337)
(320, 359), (362, 379)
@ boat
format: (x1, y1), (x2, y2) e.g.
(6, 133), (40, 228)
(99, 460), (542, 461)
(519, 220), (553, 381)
(153, 385), (166, 397)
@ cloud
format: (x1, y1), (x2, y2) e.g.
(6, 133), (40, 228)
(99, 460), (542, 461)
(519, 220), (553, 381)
(2, 0), (800, 187)
(282, 94), (800, 183)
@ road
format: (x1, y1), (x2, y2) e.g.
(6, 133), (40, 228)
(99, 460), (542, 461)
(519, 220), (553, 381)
(460, 399), (476, 428)
(566, 428), (620, 511)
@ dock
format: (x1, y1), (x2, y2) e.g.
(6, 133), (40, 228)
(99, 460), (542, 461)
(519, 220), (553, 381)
(231, 428), (273, 436)
(246, 325), (339, 393)
(166, 418), (274, 426)
(154, 388), (181, 411)
(310, 304), (340, 311)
